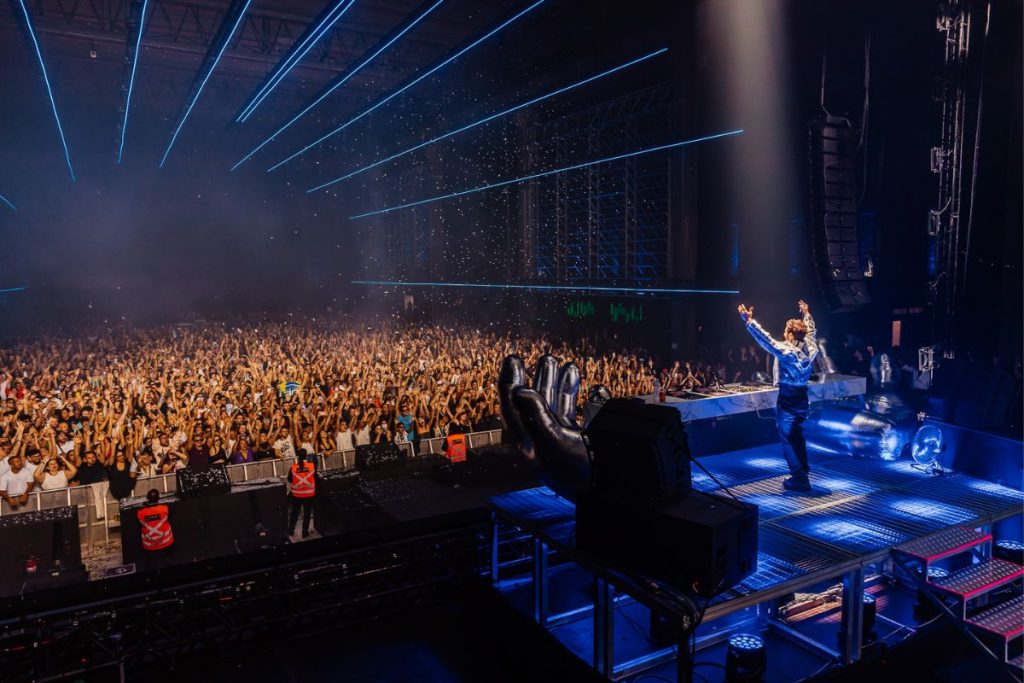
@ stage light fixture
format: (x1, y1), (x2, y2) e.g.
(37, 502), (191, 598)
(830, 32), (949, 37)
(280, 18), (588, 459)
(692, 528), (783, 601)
(0, 194), (16, 211)
(307, 46), (666, 189)
(725, 633), (767, 682)
(159, 0), (253, 168)
(231, 0), (445, 171)
(236, 0), (358, 123)
(16, 0), (75, 180)
(351, 280), (740, 296)
(117, 0), (151, 164)
(270, 0), (547, 172)
(345, 129), (743, 218)
(910, 424), (943, 468)
(994, 539), (1024, 565)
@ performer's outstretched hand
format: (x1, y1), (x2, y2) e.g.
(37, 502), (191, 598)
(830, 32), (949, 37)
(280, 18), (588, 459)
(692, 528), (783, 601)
(738, 304), (755, 322)
(798, 300), (810, 316)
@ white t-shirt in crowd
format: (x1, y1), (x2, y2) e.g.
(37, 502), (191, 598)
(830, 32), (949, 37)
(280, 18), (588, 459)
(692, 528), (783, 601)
(335, 430), (355, 452)
(354, 426), (371, 446)
(0, 467), (36, 496)
(40, 470), (69, 491)
(273, 436), (295, 459)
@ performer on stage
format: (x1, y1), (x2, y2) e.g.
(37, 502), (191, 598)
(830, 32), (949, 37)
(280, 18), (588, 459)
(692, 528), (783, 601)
(738, 300), (818, 491)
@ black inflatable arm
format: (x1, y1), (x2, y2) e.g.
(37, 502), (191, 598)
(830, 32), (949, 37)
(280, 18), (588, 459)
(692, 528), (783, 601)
(497, 354), (528, 443)
(511, 385), (591, 500)
(552, 362), (581, 427)
(533, 354), (559, 411)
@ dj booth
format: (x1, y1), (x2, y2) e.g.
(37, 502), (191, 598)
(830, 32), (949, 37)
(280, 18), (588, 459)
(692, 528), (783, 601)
(120, 478), (289, 567)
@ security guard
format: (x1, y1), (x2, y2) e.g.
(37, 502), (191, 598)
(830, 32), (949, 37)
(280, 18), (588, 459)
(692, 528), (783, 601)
(137, 488), (174, 569)
(444, 433), (468, 463)
(287, 449), (317, 538)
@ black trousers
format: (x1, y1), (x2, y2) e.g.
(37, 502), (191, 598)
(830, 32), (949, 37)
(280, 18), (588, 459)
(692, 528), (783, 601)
(776, 384), (810, 481)
(289, 496), (314, 536)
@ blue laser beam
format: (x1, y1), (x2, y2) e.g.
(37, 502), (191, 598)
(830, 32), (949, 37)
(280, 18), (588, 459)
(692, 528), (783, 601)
(159, 0), (253, 168)
(268, 0), (546, 173)
(307, 46), (666, 191)
(352, 280), (739, 295)
(231, 0), (445, 171)
(237, 0), (358, 123)
(0, 194), (16, 211)
(347, 129), (744, 219)
(117, 0), (151, 164)
(0, 287), (28, 294)
(17, 0), (75, 181)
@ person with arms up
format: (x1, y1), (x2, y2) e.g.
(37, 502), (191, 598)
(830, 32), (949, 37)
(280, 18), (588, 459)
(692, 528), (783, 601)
(738, 300), (818, 492)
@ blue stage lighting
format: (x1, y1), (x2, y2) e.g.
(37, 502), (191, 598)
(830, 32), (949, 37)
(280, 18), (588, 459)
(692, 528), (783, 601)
(0, 194), (16, 211)
(237, 0), (359, 122)
(725, 633), (767, 682)
(910, 424), (943, 467)
(118, 0), (151, 164)
(345, 129), (743, 218)
(307, 46), (665, 189)
(159, 0), (253, 168)
(994, 539), (1024, 565)
(268, 0), (547, 172)
(231, 0), (445, 171)
(16, 0), (75, 181)
(0, 287), (28, 293)
(351, 280), (740, 296)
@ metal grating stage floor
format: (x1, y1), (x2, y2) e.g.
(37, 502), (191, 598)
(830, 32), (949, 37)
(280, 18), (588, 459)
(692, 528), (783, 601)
(491, 445), (1024, 624)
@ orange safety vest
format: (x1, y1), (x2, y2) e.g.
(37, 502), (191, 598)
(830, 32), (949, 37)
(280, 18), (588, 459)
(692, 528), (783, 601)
(290, 462), (316, 498)
(137, 504), (174, 551)
(445, 434), (468, 463)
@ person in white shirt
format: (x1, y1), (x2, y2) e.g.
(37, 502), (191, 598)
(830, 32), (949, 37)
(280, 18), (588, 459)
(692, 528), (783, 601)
(354, 423), (371, 447)
(34, 454), (77, 491)
(0, 454), (37, 508)
(272, 427), (295, 460)
(335, 422), (355, 452)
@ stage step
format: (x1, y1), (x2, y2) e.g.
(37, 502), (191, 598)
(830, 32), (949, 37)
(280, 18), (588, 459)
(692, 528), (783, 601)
(1010, 653), (1024, 669)
(966, 595), (1024, 641)
(896, 526), (992, 564)
(929, 558), (1024, 601)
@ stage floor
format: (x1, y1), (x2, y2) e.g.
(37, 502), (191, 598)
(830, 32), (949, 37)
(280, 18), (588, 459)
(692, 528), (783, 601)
(488, 446), (1024, 679)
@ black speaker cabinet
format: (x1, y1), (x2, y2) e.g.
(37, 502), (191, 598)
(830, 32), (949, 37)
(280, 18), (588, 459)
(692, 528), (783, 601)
(0, 506), (87, 596)
(576, 488), (758, 595)
(120, 480), (288, 567)
(314, 469), (395, 536)
(584, 398), (691, 501)
(176, 464), (232, 497)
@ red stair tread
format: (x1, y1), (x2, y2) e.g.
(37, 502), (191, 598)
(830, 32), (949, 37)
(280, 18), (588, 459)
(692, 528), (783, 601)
(928, 558), (1024, 600)
(895, 526), (991, 563)
(966, 595), (1024, 640)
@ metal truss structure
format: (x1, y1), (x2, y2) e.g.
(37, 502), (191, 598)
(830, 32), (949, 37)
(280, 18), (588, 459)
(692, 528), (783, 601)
(521, 83), (676, 284)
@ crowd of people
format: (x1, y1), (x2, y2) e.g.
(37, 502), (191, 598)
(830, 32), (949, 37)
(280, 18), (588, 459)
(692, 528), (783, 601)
(0, 320), (660, 506)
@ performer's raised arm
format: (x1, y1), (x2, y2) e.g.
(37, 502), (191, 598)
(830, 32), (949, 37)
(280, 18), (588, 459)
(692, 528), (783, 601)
(738, 304), (786, 358)
(798, 300), (819, 361)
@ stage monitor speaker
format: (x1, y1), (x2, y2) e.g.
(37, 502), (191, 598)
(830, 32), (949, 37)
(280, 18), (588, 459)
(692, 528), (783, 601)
(314, 469), (394, 535)
(176, 465), (232, 497)
(809, 116), (871, 312)
(355, 443), (406, 473)
(576, 488), (758, 595)
(583, 398), (691, 501)
(0, 506), (86, 596)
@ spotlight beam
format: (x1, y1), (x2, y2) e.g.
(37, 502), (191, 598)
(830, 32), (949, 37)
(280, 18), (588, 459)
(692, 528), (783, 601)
(346, 129), (744, 219)
(16, 0), (75, 181)
(117, 0), (151, 164)
(352, 280), (740, 295)
(230, 0), (445, 171)
(267, 0), (547, 173)
(0, 194), (16, 211)
(159, 0), (252, 168)
(307, 46), (666, 191)
(236, 0), (359, 123)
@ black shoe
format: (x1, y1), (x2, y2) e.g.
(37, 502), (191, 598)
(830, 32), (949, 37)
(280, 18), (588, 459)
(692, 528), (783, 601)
(783, 477), (812, 492)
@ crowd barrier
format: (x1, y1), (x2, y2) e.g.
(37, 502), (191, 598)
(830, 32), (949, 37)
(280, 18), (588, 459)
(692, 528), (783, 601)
(0, 429), (505, 551)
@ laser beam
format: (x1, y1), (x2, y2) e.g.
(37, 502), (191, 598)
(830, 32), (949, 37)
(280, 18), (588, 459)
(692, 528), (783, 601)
(0, 287), (28, 294)
(268, 0), (546, 173)
(351, 280), (740, 295)
(308, 46), (665, 191)
(236, 0), (358, 123)
(347, 129), (744, 219)
(117, 0), (151, 164)
(231, 0), (445, 171)
(159, 0), (252, 168)
(16, 0), (75, 181)
(0, 194), (16, 211)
